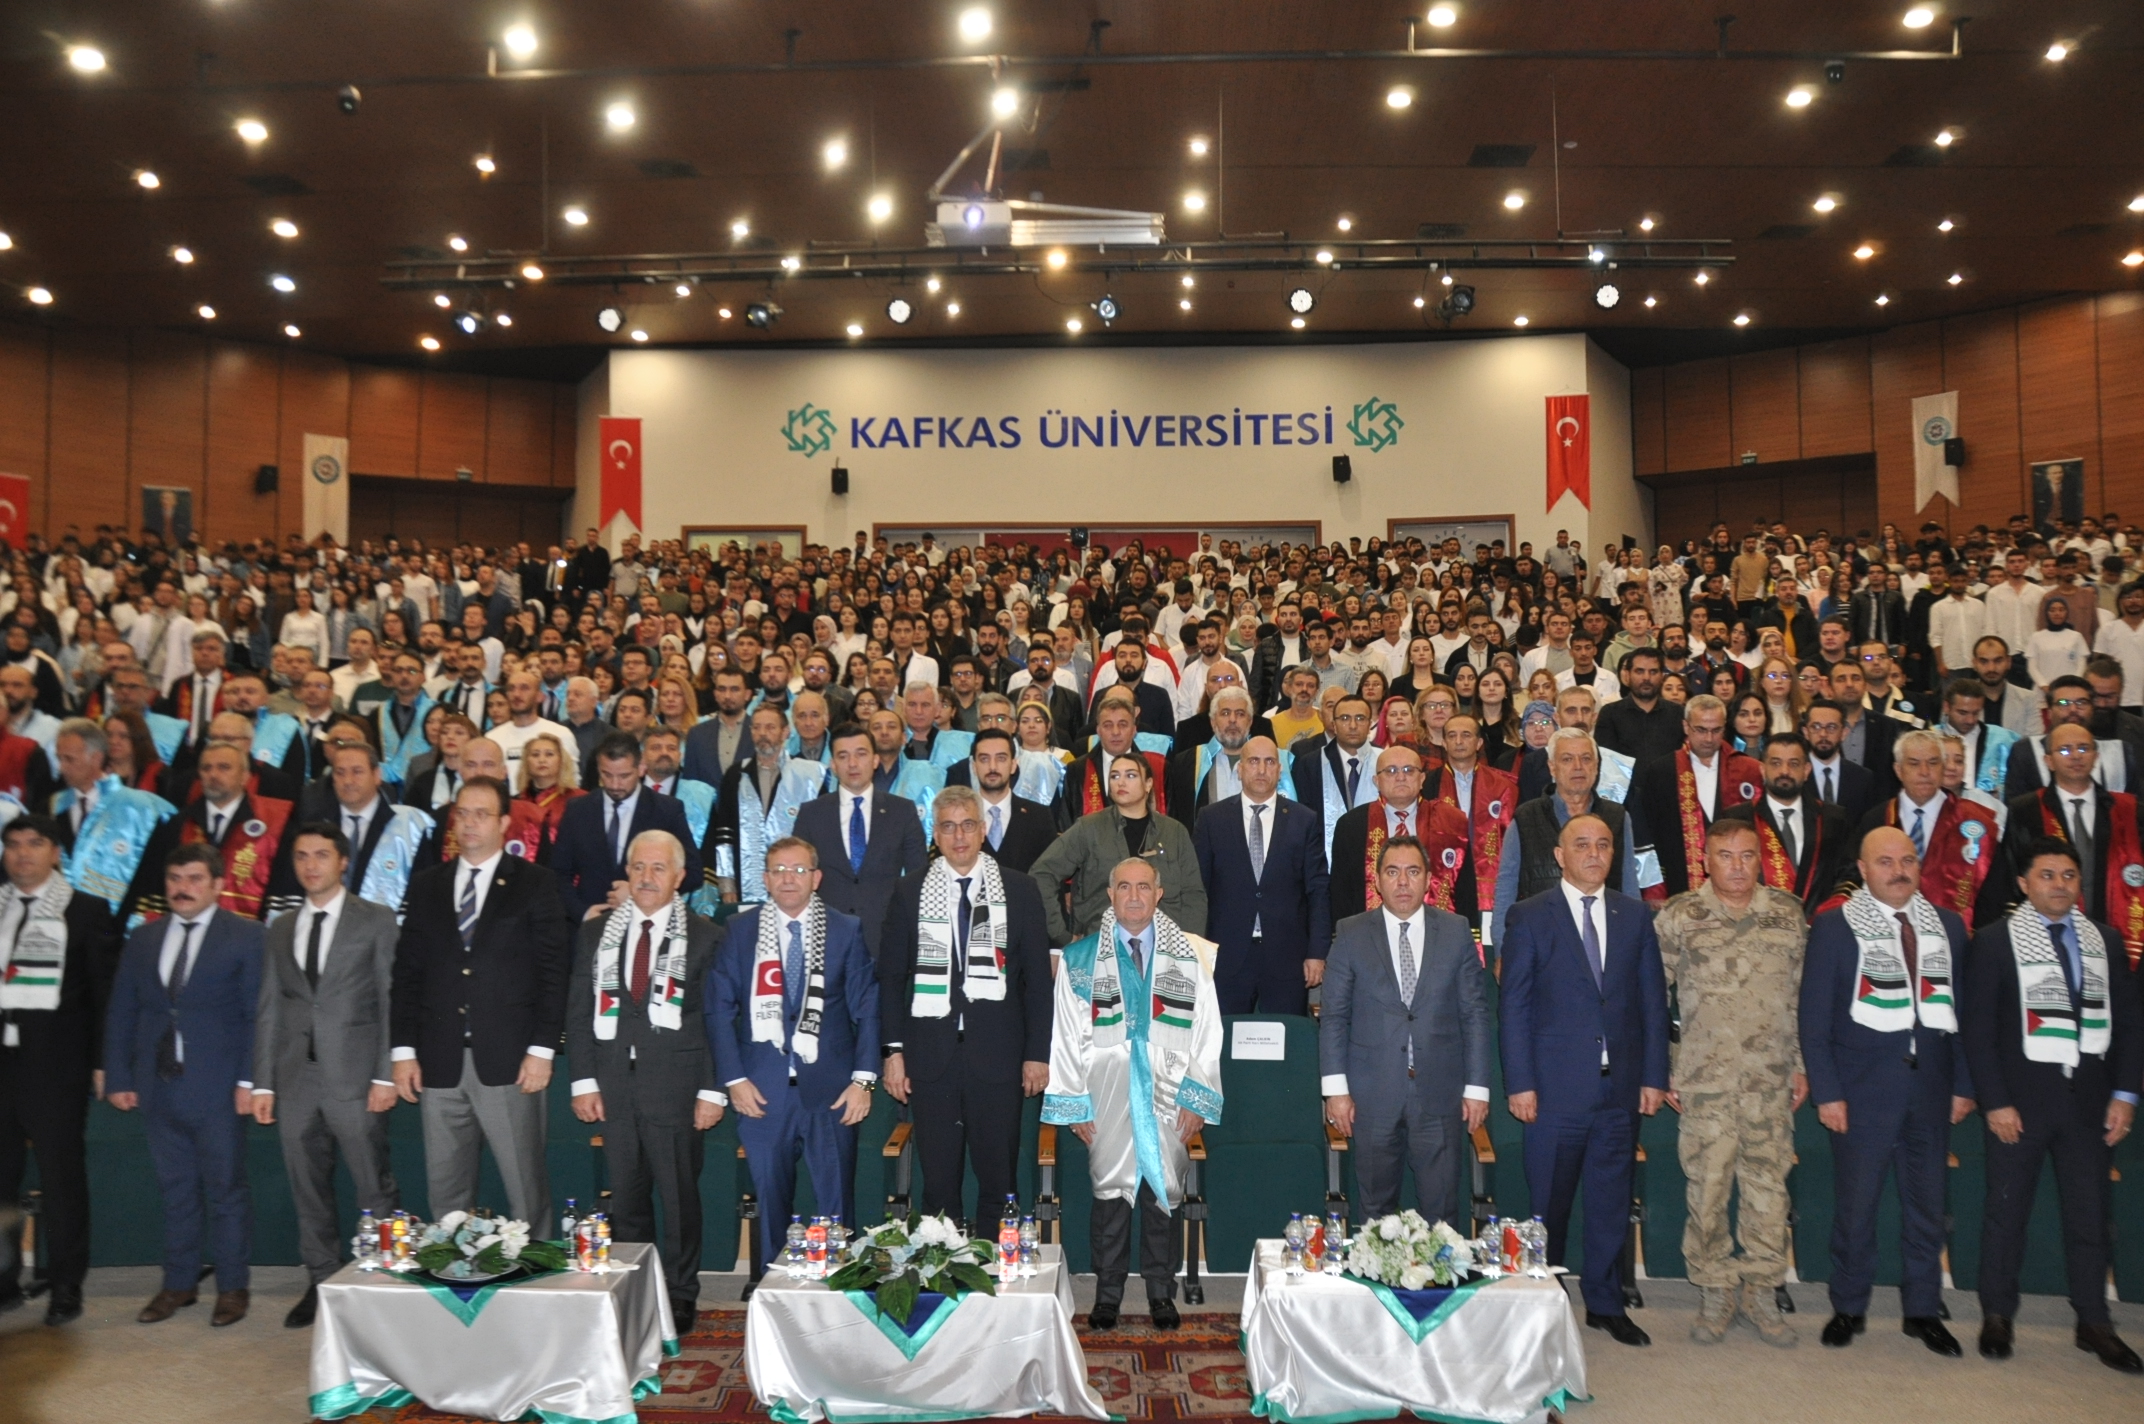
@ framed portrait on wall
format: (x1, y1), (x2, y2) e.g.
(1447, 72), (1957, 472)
(684, 526), (804, 560)
(141, 485), (194, 545)
(2030, 458), (2085, 535)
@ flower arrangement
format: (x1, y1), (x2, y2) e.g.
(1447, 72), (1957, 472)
(1343, 1210), (1476, 1290)
(824, 1213), (998, 1322)
(414, 1210), (570, 1279)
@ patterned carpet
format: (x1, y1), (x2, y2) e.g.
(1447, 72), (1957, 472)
(381, 1309), (1259, 1423)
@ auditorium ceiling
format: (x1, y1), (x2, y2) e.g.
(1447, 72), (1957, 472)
(2, 2), (2140, 376)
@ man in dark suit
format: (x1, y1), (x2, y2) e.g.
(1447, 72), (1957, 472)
(390, 777), (570, 1231)
(682, 668), (754, 791)
(1059, 696), (1167, 824)
(1093, 641), (1175, 741)
(2003, 724), (2128, 924)
(1194, 736), (1331, 1014)
(1014, 645), (1087, 755)
(1850, 570), (1910, 650)
(1752, 733), (1854, 920)
(1165, 686), (1257, 832)
(1320, 835), (1492, 1224)
(566, 829), (726, 1328)
(1799, 826), (1975, 1356)
(945, 729), (1058, 873)
(2006, 674), (2144, 800)
(0, 815), (123, 1326)
(103, 843), (265, 1327)
(1801, 700), (1878, 827)
(879, 787), (1053, 1228)
(1964, 836), (2143, 1370)
(248, 822), (402, 1329)
(707, 835), (881, 1270)
(552, 734), (703, 923)
(1753, 576), (1819, 663)
(794, 724), (927, 958)
(1826, 662), (1899, 797)
(1499, 813), (1671, 1347)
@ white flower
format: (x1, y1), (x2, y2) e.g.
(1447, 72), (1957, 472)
(495, 1221), (530, 1258)
(1399, 1263), (1434, 1290)
(912, 1215), (961, 1249)
(438, 1210), (469, 1234)
(1378, 1218), (1403, 1241)
(475, 1232), (503, 1252)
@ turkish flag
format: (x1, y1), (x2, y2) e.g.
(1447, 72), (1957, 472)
(1545, 395), (1591, 511)
(598, 416), (642, 540)
(0, 472), (29, 547)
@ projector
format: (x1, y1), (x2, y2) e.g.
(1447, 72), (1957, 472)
(927, 199), (1164, 249)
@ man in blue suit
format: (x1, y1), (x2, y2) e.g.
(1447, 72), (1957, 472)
(1194, 736), (1331, 1014)
(553, 733), (703, 922)
(1499, 813), (1671, 1347)
(1799, 825), (1975, 1357)
(793, 723), (927, 959)
(707, 834), (880, 1276)
(104, 842), (266, 1328)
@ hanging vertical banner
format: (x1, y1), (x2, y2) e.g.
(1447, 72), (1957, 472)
(598, 415), (643, 549)
(0, 472), (31, 547)
(1911, 390), (1960, 513)
(301, 433), (350, 544)
(1545, 394), (1591, 510)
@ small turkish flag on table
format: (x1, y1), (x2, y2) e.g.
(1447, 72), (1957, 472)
(0, 472), (31, 546)
(1545, 395), (1590, 511)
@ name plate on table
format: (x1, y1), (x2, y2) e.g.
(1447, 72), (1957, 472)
(1231, 1021), (1286, 1061)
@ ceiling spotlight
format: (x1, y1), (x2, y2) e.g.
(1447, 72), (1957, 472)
(717, 307), (733, 319)
(1593, 282), (1621, 310)
(945, 301), (961, 316)
(1875, 293), (1891, 306)
(1785, 87), (1813, 108)
(1386, 87), (1414, 110)
(283, 323), (301, 338)
(823, 138), (847, 170)
(1733, 313), (1752, 327)
(744, 301), (781, 328)
(1093, 294), (1120, 324)
(867, 193), (893, 223)
(563, 206), (589, 226)
(433, 293), (452, 308)
(845, 322), (864, 338)
(1854, 243), (1876, 259)
(134, 169), (159, 190)
(1189, 137), (1210, 157)
(596, 307), (624, 333)
(271, 218), (298, 238)
(67, 45), (107, 74)
(1948, 272), (1964, 285)
(419, 335), (441, 350)
(1937, 218), (1955, 232)
(235, 118), (269, 144)
(1337, 216), (1353, 232)
(1427, 5), (1459, 26)
(455, 310), (485, 335)
(1065, 318), (1082, 334)
(0, 234), (11, 251)
(197, 304), (216, 320)
(992, 86), (1019, 118)
(1503, 191), (1526, 210)
(2124, 253), (2144, 269)
(2129, 196), (2144, 213)
(1643, 296), (1658, 309)
(1287, 287), (1316, 314)
(1441, 284), (1476, 318)
(1181, 299), (1193, 311)
(1441, 272), (1453, 286)
(1184, 191), (1208, 213)
(1903, 7), (1935, 28)
(1290, 317), (1307, 330)
(1180, 274), (1195, 288)
(604, 102), (635, 132)
(2045, 42), (2069, 62)
(887, 298), (913, 324)
(502, 23), (538, 60)
(674, 283), (692, 297)
(781, 255), (802, 272)
(269, 274), (296, 293)
(958, 7), (992, 43)
(170, 246), (194, 264)
(1933, 128), (1956, 147)
(474, 155), (497, 174)
(1587, 247), (1607, 263)
(25, 287), (53, 306)
(1512, 315), (1529, 327)
(1315, 249), (1334, 264)
(1413, 295), (1426, 309)
(926, 276), (943, 294)
(1694, 269), (1712, 285)
(444, 235), (468, 254)
(520, 262), (544, 280)
(1639, 217), (1656, 232)
(1812, 195), (1837, 213)
(730, 218), (750, 239)
(494, 313), (512, 327)
(1046, 249), (1068, 270)
(630, 329), (649, 342)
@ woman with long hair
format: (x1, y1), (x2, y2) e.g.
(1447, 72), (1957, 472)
(1728, 690), (1771, 756)
(655, 673), (701, 732)
(1647, 544), (1688, 630)
(1414, 685), (1457, 772)
(1729, 619), (1765, 672)
(1355, 668), (1390, 722)
(1474, 666), (1523, 769)
(1389, 636), (1443, 706)
(1818, 566), (1857, 624)
(848, 687), (884, 723)
(512, 732), (583, 865)
(1758, 656), (1805, 733)
(103, 711), (166, 798)
(1707, 663), (1742, 702)
(1659, 670), (1691, 707)
(1450, 662), (1478, 709)
(278, 585), (329, 664)
(1525, 667), (1559, 709)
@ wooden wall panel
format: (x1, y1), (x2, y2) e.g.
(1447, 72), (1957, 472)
(45, 330), (130, 540)
(0, 325), (50, 491)
(2099, 292), (2144, 524)
(1798, 337), (1873, 458)
(276, 352), (352, 542)
(1663, 358), (1732, 472)
(483, 377), (554, 487)
(2015, 299), (2102, 511)
(1629, 366), (1666, 476)
(1868, 322), (1945, 534)
(416, 372), (489, 481)
(205, 341), (282, 541)
(1730, 349), (1801, 465)
(127, 330), (207, 518)
(348, 366), (421, 476)
(1942, 310), (2023, 533)
(550, 388), (578, 490)
(1779, 470), (1844, 539)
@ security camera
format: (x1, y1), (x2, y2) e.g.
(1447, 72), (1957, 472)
(337, 84), (362, 114)
(1824, 61), (1844, 84)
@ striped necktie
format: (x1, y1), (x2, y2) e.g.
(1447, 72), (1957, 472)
(457, 867), (479, 947)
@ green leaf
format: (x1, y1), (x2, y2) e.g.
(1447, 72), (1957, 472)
(877, 1270), (919, 1325)
(413, 1243), (456, 1273)
(518, 1242), (570, 1272)
(946, 1261), (996, 1297)
(824, 1258), (875, 1292)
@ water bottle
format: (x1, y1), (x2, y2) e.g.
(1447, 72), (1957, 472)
(1524, 1216), (1550, 1277)
(1477, 1218), (1505, 1275)
(1324, 1211), (1348, 1274)
(1018, 1216), (1040, 1275)
(805, 1215), (830, 1276)
(1282, 1212), (1307, 1274)
(829, 1213), (844, 1252)
(998, 1203), (1021, 1276)
(560, 1197), (579, 1246)
(784, 1215), (809, 1277)
(356, 1209), (378, 1266)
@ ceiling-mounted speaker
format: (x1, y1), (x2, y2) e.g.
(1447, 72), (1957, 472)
(1942, 436), (1965, 466)
(831, 465), (849, 496)
(1332, 455), (1352, 484)
(254, 463), (279, 493)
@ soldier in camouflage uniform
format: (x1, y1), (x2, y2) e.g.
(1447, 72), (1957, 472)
(1656, 811), (1810, 1346)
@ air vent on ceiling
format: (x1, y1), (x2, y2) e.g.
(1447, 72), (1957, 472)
(2060, 222), (2111, 237)
(1000, 149), (1050, 171)
(1416, 223), (1467, 239)
(638, 159), (699, 179)
(242, 174), (312, 197)
(1467, 144), (1536, 168)
(1883, 145), (1947, 167)
(1758, 223), (1816, 239)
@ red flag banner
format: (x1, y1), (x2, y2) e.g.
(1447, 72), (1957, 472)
(598, 416), (643, 541)
(1545, 395), (1591, 511)
(0, 472), (30, 547)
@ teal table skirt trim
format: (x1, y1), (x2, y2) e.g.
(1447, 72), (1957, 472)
(310, 1382), (416, 1420)
(1252, 1389), (1589, 1424)
(1354, 1275), (1491, 1344)
(841, 1289), (963, 1360)
(662, 1336), (682, 1357)
(770, 1402), (993, 1424)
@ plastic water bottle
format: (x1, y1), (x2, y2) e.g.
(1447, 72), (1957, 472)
(805, 1215), (830, 1276)
(784, 1215), (809, 1277)
(560, 1197), (579, 1246)
(1283, 1212), (1307, 1274)
(1019, 1215), (1040, 1275)
(1324, 1212), (1348, 1274)
(354, 1209), (378, 1266)
(998, 1202), (1021, 1276)
(1523, 1216), (1550, 1277)
(829, 1213), (844, 1251)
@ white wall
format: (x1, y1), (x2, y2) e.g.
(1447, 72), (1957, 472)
(581, 334), (1648, 556)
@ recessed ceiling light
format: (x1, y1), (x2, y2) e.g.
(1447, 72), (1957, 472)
(170, 246), (193, 264)
(1180, 274), (1195, 288)
(283, 323), (301, 338)
(2124, 252), (2144, 268)
(992, 87), (1019, 118)
(604, 102), (635, 132)
(867, 193), (893, 223)
(823, 139), (847, 170)
(26, 287), (53, 306)
(1386, 87), (1413, 110)
(269, 274), (295, 292)
(1336, 216), (1353, 232)
(0, 233), (11, 251)
(675, 283), (692, 297)
(271, 218), (299, 238)
(1065, 317), (1082, 334)
(717, 306), (733, 319)
(67, 46), (105, 74)
(1315, 249), (1334, 264)
(1947, 271), (1964, 285)
(730, 218), (750, 239)
(845, 322), (865, 338)
(925, 277), (943, 294)
(1643, 295), (1658, 308)
(1733, 313), (1751, 327)
(1639, 217), (1656, 232)
(433, 293), (452, 308)
(945, 302), (961, 316)
(1937, 218), (1955, 232)
(474, 155), (497, 174)
(1876, 294), (1891, 306)
(1853, 244), (1875, 260)
(1694, 269), (1711, 285)
(1903, 7), (1935, 28)
(2045, 42), (2069, 62)
(1290, 316), (1307, 329)
(1503, 191), (1525, 210)
(562, 206), (589, 226)
(1413, 295), (1426, 308)
(447, 235), (468, 253)
(520, 263), (544, 280)
(2129, 196), (2144, 213)
(1427, 5), (1459, 27)
(419, 335), (441, 351)
(887, 298), (913, 324)
(493, 313), (512, 327)
(1441, 272), (1453, 285)
(958, 7), (992, 43)
(502, 23), (538, 60)
(781, 255), (802, 271)
(630, 329), (649, 342)
(1188, 137), (1209, 157)
(1933, 128), (1956, 146)
(455, 311), (484, 335)
(197, 305), (217, 320)
(1180, 298), (1193, 311)
(1046, 249), (1067, 270)
(1183, 191), (1207, 213)
(134, 169), (159, 190)
(1512, 315), (1529, 327)
(1812, 195), (1838, 213)
(235, 118), (269, 144)
(1785, 87), (1813, 108)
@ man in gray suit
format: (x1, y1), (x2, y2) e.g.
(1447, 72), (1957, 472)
(1318, 835), (1494, 1226)
(567, 830), (726, 1328)
(250, 822), (401, 1329)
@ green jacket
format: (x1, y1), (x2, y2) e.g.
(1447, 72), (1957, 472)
(1028, 805), (1207, 947)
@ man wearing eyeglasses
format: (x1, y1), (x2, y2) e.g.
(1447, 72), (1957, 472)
(2002, 725), (2144, 963)
(1858, 643), (1924, 729)
(1329, 743), (1474, 927)
(2005, 674), (2138, 799)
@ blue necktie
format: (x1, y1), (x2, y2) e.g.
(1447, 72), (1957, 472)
(1909, 805), (1927, 857)
(784, 920), (805, 1022)
(1128, 932), (1145, 979)
(2049, 920), (2082, 1012)
(987, 802), (1003, 851)
(1580, 895), (1604, 992)
(848, 795), (867, 874)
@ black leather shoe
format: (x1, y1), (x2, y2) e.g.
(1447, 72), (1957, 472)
(1150, 1298), (1181, 1330)
(43, 1284), (82, 1327)
(284, 1286), (318, 1329)
(739, 1275), (760, 1303)
(1978, 1315), (2013, 1360)
(1087, 1302), (1120, 1331)
(2076, 1323), (2144, 1374)
(1585, 1311), (1651, 1347)
(1820, 1312), (1865, 1348)
(671, 1297), (698, 1330)
(1902, 1316), (1962, 1357)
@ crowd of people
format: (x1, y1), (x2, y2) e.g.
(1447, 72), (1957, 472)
(0, 511), (2139, 1376)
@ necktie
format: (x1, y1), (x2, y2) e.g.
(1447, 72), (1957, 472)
(848, 795), (867, 874)
(1778, 806), (1799, 867)
(608, 798), (623, 867)
(1909, 805), (1927, 857)
(457, 868), (479, 948)
(209, 807), (228, 845)
(1396, 918), (1417, 1005)
(784, 920), (805, 1023)
(156, 920), (198, 1079)
(1248, 803), (1268, 881)
(1822, 765), (1836, 802)
(8, 894), (32, 964)
(987, 801), (1003, 851)
(305, 909), (327, 988)
(1895, 911), (1919, 1017)
(956, 876), (973, 970)
(2049, 920), (2082, 1011)
(2070, 797), (2093, 892)
(630, 918), (653, 1002)
(1344, 755), (1361, 804)
(195, 677), (211, 739)
(1580, 895), (1604, 991)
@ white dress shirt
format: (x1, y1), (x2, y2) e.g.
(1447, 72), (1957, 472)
(338, 795), (382, 856)
(1320, 906), (1489, 1101)
(157, 907), (218, 1070)
(1687, 751), (1719, 819)
(1557, 881), (1613, 1068)
(839, 786), (874, 866)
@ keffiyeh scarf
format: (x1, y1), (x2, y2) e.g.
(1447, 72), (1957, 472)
(2005, 905), (2110, 1066)
(0, 877), (75, 1014)
(1089, 906), (1199, 1054)
(592, 898), (690, 1038)
(750, 896), (828, 1063)
(1843, 889), (1955, 1034)
(911, 853), (1007, 1018)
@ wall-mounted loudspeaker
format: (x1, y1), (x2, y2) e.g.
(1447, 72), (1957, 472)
(1332, 455), (1352, 484)
(830, 465), (849, 496)
(254, 464), (279, 493)
(1942, 436), (1966, 466)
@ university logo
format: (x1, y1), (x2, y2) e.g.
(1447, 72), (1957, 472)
(309, 452), (343, 485)
(1920, 413), (1952, 446)
(1348, 396), (1404, 452)
(782, 402), (838, 457)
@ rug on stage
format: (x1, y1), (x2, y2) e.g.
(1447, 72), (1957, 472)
(378, 1309), (1259, 1423)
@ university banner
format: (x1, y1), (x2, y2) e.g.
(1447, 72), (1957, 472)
(599, 415), (643, 550)
(1545, 394), (1590, 510)
(1911, 391), (1960, 513)
(301, 433), (349, 543)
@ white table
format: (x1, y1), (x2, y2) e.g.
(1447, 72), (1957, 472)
(310, 1241), (676, 1423)
(1240, 1240), (1589, 1424)
(745, 1244), (1109, 1423)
